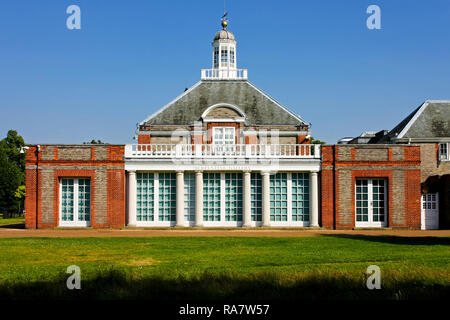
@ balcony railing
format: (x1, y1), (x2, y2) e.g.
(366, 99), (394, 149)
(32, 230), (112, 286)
(125, 144), (321, 160)
(201, 68), (248, 80)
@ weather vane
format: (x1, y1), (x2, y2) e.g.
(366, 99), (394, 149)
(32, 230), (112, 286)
(221, 0), (229, 29)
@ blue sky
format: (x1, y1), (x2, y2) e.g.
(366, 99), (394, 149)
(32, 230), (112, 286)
(0, 0), (449, 144)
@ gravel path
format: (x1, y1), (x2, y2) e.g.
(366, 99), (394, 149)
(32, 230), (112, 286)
(0, 226), (449, 238)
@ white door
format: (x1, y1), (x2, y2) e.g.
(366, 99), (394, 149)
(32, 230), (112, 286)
(355, 179), (387, 228)
(421, 193), (439, 230)
(59, 178), (91, 227)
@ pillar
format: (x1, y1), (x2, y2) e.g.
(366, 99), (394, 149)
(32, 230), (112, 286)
(243, 171), (251, 227)
(176, 171), (185, 227)
(195, 171), (204, 227)
(127, 171), (137, 226)
(261, 171), (271, 227)
(310, 171), (319, 227)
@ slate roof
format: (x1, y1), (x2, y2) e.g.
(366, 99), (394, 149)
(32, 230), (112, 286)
(141, 80), (307, 126)
(380, 101), (450, 142)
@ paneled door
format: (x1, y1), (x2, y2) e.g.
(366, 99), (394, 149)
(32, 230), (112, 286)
(355, 179), (387, 228)
(421, 193), (439, 230)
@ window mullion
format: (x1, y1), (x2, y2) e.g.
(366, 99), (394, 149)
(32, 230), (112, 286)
(220, 173), (225, 223)
(368, 180), (373, 224)
(74, 179), (79, 224)
(287, 173), (292, 224)
(154, 173), (160, 222)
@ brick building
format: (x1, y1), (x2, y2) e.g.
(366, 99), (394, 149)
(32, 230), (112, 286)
(25, 19), (448, 230)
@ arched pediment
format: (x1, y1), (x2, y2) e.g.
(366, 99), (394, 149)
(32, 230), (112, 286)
(201, 103), (246, 121)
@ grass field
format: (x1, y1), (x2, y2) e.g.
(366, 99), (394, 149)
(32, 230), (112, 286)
(0, 213), (24, 225)
(0, 236), (449, 300)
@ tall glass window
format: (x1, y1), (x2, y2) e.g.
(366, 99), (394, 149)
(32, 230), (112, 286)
(158, 173), (176, 221)
(137, 173), (155, 221)
(291, 173), (310, 222)
(230, 48), (235, 66)
(225, 173), (243, 221)
(203, 173), (221, 221)
(77, 179), (91, 222)
(61, 179), (75, 222)
(60, 178), (90, 225)
(221, 46), (228, 66)
(214, 47), (219, 68)
(270, 173), (288, 221)
(356, 179), (369, 222)
(439, 143), (448, 160)
(356, 179), (387, 227)
(184, 173), (196, 222)
(251, 173), (262, 222)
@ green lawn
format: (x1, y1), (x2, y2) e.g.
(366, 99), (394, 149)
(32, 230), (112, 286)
(0, 213), (24, 225)
(0, 236), (449, 300)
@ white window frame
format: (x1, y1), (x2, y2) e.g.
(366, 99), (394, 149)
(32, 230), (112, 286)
(439, 143), (449, 161)
(355, 179), (388, 228)
(213, 127), (235, 145)
(184, 172), (196, 225)
(59, 178), (91, 227)
(250, 173), (262, 224)
(269, 173), (310, 227)
(135, 173), (177, 227)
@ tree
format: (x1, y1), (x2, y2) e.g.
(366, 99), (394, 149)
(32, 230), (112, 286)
(310, 137), (326, 145)
(83, 139), (106, 144)
(0, 130), (25, 173)
(0, 130), (26, 217)
(15, 185), (26, 215)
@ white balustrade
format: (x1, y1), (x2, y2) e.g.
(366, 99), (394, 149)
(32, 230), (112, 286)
(125, 144), (321, 160)
(201, 68), (248, 80)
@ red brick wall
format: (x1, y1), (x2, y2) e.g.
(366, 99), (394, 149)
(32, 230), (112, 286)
(138, 135), (151, 144)
(320, 169), (334, 229)
(320, 145), (422, 230)
(106, 170), (126, 228)
(25, 145), (125, 229)
(25, 168), (38, 229)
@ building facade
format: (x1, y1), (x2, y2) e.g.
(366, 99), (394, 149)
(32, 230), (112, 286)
(25, 19), (448, 230)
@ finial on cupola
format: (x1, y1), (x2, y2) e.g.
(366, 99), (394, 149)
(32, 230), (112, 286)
(221, 11), (228, 30)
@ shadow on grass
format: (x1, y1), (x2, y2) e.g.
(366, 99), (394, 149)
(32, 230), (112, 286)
(320, 234), (450, 246)
(0, 223), (25, 229)
(0, 270), (448, 300)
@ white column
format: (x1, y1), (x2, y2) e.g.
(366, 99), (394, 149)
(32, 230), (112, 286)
(176, 171), (185, 227)
(195, 171), (204, 227)
(310, 171), (319, 227)
(127, 171), (137, 226)
(243, 171), (251, 227)
(261, 171), (271, 227)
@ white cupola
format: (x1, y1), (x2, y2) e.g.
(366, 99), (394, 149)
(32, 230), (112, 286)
(201, 15), (248, 80)
(212, 19), (237, 69)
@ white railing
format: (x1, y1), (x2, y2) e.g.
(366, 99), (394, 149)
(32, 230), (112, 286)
(125, 144), (321, 159)
(201, 68), (248, 80)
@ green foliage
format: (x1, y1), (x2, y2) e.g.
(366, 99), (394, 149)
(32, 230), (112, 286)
(0, 130), (25, 215)
(310, 137), (326, 145)
(83, 139), (106, 144)
(0, 130), (25, 172)
(14, 186), (26, 199)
